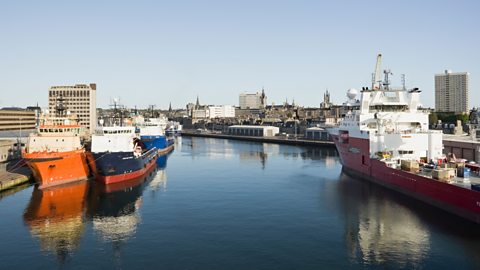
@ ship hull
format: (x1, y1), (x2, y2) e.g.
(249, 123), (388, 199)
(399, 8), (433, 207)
(141, 135), (174, 156)
(92, 148), (158, 185)
(23, 149), (91, 189)
(331, 134), (480, 224)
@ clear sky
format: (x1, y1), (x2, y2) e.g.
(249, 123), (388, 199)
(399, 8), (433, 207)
(1, 0), (479, 109)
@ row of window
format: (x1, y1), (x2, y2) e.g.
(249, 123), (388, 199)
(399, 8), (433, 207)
(49, 90), (91, 97)
(0, 123), (36, 126)
(100, 130), (134, 134)
(39, 128), (81, 133)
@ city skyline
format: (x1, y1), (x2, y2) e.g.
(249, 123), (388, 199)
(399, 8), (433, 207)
(1, 0), (479, 110)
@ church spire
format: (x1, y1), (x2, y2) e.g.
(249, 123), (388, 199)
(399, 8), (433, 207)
(195, 95), (200, 108)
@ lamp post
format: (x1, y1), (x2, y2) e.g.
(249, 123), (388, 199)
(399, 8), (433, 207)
(18, 116), (23, 156)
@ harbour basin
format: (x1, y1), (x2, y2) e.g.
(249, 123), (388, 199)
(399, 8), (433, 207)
(1, 137), (480, 269)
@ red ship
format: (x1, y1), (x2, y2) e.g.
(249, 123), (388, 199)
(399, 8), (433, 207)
(23, 94), (92, 189)
(328, 54), (480, 223)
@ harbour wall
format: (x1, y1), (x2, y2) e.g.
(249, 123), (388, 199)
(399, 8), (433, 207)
(181, 131), (335, 147)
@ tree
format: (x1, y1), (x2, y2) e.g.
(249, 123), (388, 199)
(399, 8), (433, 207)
(429, 112), (438, 125)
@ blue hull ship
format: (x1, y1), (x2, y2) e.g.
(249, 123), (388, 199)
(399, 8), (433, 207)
(141, 135), (173, 150)
(92, 147), (158, 184)
(90, 126), (158, 185)
(139, 118), (175, 155)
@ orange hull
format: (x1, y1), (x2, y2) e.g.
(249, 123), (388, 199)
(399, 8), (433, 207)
(23, 149), (91, 189)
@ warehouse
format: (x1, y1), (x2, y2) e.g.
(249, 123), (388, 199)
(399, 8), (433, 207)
(305, 127), (330, 141)
(227, 125), (279, 137)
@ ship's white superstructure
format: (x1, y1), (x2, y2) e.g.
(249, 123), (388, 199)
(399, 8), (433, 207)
(91, 126), (137, 153)
(139, 118), (168, 137)
(329, 55), (443, 163)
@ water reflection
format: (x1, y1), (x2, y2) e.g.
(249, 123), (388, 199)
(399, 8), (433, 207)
(23, 181), (89, 262)
(22, 153), (171, 262)
(150, 154), (168, 193)
(87, 166), (157, 242)
(182, 137), (338, 169)
(337, 172), (430, 267)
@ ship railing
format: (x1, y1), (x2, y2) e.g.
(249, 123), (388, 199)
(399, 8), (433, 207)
(374, 129), (431, 135)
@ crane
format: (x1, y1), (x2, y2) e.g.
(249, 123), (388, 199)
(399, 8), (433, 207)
(372, 53), (382, 90)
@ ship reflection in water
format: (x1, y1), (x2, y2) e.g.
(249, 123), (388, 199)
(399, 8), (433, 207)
(87, 159), (166, 242)
(22, 154), (170, 260)
(149, 154), (168, 193)
(23, 181), (89, 261)
(338, 172), (431, 267)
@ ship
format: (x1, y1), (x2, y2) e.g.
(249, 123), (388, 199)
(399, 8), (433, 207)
(90, 125), (158, 185)
(165, 121), (183, 136)
(22, 94), (92, 189)
(327, 54), (480, 223)
(139, 117), (174, 155)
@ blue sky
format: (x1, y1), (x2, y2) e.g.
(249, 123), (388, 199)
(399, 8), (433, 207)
(1, 0), (479, 109)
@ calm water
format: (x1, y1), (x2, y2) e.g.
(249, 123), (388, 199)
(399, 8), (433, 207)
(1, 137), (480, 269)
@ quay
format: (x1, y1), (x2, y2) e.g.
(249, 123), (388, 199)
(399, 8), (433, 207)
(0, 170), (31, 192)
(0, 158), (33, 192)
(181, 130), (335, 147)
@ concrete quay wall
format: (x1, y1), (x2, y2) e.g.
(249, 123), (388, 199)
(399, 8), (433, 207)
(181, 131), (335, 147)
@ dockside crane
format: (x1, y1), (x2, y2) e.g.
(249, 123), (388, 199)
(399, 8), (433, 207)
(372, 53), (382, 90)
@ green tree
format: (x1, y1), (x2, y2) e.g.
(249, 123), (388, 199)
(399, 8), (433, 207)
(429, 112), (438, 125)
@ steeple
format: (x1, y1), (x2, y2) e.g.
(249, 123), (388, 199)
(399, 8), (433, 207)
(260, 87), (267, 108)
(169, 102), (172, 112)
(195, 95), (200, 108)
(321, 88), (331, 109)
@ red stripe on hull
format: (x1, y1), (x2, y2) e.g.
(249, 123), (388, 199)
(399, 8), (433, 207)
(96, 155), (158, 185)
(332, 134), (480, 223)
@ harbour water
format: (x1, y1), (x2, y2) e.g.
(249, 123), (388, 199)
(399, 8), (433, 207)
(1, 137), (480, 269)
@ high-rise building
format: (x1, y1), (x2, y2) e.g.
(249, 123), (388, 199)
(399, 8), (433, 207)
(239, 88), (267, 109)
(435, 70), (469, 113)
(48, 84), (97, 131)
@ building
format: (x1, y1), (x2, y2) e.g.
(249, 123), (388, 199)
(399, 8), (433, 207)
(320, 90), (333, 109)
(435, 70), (469, 113)
(469, 108), (480, 141)
(305, 127), (330, 141)
(48, 84), (97, 131)
(192, 108), (209, 119)
(208, 105), (235, 118)
(239, 88), (267, 109)
(0, 139), (19, 162)
(0, 108), (37, 132)
(227, 125), (279, 137)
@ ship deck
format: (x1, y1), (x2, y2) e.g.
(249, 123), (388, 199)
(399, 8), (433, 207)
(412, 165), (480, 191)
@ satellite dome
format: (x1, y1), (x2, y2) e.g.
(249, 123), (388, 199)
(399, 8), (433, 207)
(347, 88), (358, 100)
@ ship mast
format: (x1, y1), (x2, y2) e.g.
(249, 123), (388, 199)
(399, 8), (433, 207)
(55, 93), (67, 117)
